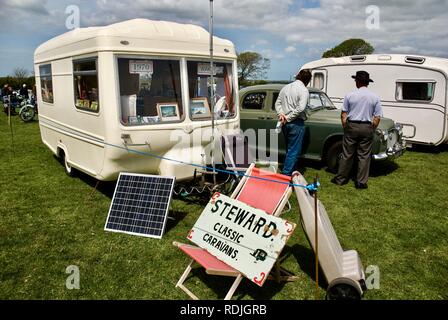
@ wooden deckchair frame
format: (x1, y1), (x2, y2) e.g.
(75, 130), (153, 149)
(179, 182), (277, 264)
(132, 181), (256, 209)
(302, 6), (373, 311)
(173, 163), (298, 300)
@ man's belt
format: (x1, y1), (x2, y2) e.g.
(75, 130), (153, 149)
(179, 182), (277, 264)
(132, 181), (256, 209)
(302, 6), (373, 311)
(348, 120), (371, 124)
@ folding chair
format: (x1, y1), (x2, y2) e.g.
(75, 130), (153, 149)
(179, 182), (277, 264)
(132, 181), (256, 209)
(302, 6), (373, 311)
(173, 163), (297, 300)
(220, 134), (279, 191)
(291, 171), (366, 299)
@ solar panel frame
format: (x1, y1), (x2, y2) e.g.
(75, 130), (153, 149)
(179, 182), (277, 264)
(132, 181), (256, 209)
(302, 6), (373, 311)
(104, 172), (176, 239)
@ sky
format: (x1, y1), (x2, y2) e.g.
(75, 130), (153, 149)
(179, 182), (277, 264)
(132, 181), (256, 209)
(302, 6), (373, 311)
(0, 0), (447, 80)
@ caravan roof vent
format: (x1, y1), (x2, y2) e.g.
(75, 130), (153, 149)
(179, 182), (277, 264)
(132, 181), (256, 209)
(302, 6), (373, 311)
(405, 56), (425, 64)
(350, 55), (366, 62)
(378, 55), (392, 61)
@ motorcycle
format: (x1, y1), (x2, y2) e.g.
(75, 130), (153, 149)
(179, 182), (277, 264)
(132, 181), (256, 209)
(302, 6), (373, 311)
(19, 97), (38, 122)
(2, 94), (37, 122)
(2, 94), (21, 116)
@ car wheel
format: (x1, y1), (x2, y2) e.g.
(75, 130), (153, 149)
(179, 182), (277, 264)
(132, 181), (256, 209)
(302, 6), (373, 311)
(326, 140), (343, 173)
(61, 151), (76, 177)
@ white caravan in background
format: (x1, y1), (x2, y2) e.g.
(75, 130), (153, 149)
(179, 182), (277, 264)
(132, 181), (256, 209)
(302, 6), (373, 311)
(34, 19), (240, 181)
(301, 54), (448, 146)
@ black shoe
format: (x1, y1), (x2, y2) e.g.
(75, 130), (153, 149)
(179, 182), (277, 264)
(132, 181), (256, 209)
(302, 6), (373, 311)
(355, 182), (368, 189)
(331, 177), (348, 186)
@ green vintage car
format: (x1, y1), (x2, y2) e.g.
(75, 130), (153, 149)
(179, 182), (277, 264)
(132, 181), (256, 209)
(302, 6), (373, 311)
(239, 84), (406, 171)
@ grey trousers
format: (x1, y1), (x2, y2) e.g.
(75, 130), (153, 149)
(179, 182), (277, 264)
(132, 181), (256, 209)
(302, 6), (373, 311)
(334, 121), (374, 185)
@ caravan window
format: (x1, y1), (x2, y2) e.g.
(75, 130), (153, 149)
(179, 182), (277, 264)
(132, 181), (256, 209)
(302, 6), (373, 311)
(187, 61), (236, 120)
(118, 58), (183, 125)
(39, 64), (53, 103)
(396, 81), (435, 102)
(312, 72), (325, 90)
(73, 59), (99, 112)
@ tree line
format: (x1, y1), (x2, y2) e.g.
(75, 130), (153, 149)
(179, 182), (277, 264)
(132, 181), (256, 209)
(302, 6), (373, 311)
(0, 67), (35, 90)
(237, 38), (373, 86)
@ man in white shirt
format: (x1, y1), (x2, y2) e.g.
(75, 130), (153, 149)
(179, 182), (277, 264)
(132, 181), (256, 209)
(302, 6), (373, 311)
(275, 69), (311, 175)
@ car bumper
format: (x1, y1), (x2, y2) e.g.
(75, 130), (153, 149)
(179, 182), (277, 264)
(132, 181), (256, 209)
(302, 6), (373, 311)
(372, 142), (406, 161)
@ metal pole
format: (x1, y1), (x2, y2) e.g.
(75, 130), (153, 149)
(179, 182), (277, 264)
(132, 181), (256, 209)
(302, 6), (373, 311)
(314, 175), (319, 300)
(209, 0), (216, 186)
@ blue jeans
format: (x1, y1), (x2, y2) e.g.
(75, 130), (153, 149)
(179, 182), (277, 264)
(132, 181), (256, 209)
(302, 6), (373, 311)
(282, 119), (305, 176)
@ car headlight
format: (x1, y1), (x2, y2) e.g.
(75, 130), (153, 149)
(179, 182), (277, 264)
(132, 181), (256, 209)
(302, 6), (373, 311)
(376, 128), (389, 142)
(395, 123), (403, 136)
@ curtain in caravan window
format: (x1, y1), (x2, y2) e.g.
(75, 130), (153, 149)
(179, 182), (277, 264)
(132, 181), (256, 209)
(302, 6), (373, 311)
(118, 58), (183, 126)
(39, 64), (53, 103)
(396, 82), (435, 101)
(187, 61), (236, 120)
(312, 72), (324, 90)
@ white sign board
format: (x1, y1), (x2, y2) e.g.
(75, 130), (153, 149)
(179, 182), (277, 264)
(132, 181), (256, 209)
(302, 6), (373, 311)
(129, 60), (153, 75)
(197, 63), (224, 76)
(188, 193), (296, 287)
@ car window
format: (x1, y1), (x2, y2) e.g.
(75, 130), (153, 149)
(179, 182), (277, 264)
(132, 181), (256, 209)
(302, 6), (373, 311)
(308, 92), (335, 110)
(319, 92), (335, 108)
(271, 92), (279, 111)
(309, 92), (324, 109)
(242, 92), (266, 110)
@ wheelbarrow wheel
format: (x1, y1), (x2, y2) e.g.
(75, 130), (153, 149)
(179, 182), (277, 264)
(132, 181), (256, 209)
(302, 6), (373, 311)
(326, 279), (362, 300)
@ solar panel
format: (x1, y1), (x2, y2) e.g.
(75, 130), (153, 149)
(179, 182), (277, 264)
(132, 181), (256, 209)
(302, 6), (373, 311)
(104, 173), (175, 239)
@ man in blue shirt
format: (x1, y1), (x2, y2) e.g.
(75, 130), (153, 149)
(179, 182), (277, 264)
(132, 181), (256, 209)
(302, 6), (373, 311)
(275, 69), (312, 175)
(331, 71), (382, 189)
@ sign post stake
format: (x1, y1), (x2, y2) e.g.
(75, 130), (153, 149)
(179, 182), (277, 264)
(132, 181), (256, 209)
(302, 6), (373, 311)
(209, 0), (216, 186)
(314, 175), (319, 300)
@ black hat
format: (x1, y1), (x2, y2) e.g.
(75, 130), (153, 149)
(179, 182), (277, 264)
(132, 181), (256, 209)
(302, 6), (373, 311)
(351, 70), (374, 83)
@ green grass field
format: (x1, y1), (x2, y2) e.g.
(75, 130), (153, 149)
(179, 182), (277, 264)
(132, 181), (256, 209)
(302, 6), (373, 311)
(0, 108), (447, 300)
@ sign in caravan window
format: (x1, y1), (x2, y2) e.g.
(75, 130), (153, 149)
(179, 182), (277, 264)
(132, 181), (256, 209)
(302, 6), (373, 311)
(118, 58), (183, 126)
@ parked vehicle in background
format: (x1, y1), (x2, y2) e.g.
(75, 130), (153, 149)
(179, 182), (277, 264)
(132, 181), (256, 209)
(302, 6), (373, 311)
(239, 84), (405, 172)
(19, 97), (38, 122)
(2, 93), (25, 116)
(301, 54), (448, 146)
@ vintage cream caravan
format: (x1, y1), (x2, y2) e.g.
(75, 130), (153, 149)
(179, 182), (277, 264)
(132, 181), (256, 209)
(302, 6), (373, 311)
(301, 54), (448, 146)
(34, 19), (239, 181)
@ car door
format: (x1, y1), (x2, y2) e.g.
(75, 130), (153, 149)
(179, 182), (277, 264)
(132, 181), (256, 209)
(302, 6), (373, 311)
(239, 90), (269, 159)
(266, 90), (286, 159)
(266, 90), (312, 159)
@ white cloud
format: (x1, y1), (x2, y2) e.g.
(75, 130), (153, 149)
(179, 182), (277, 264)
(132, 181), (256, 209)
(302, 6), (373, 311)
(261, 49), (285, 60)
(2, 0), (447, 58)
(0, 0), (447, 76)
(85, 0), (448, 58)
(285, 46), (296, 53)
(255, 39), (269, 46)
(0, 0), (49, 15)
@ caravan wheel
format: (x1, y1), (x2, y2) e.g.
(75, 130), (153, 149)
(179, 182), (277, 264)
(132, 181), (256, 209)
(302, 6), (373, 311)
(326, 279), (362, 300)
(61, 151), (76, 177)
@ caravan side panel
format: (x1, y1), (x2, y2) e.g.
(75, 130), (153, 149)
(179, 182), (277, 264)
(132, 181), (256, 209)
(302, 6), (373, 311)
(36, 56), (106, 177)
(323, 64), (447, 145)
